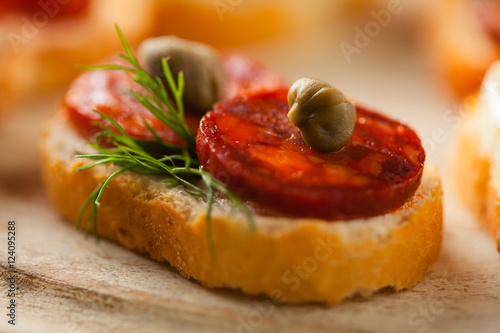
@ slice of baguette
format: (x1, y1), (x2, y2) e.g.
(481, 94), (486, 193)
(40, 108), (443, 305)
(453, 61), (500, 252)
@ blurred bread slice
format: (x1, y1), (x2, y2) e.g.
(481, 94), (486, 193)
(453, 61), (500, 251)
(150, 0), (332, 47)
(0, 0), (156, 110)
(419, 0), (500, 98)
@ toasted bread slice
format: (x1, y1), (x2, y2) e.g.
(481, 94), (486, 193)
(40, 108), (443, 305)
(453, 61), (500, 251)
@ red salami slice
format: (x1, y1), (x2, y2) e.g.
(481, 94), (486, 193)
(64, 52), (285, 145)
(0, 0), (89, 16)
(197, 89), (425, 220)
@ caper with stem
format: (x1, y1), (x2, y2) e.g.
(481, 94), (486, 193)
(287, 78), (356, 152)
(138, 36), (226, 114)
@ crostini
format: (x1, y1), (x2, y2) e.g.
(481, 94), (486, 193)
(40, 30), (443, 305)
(420, 0), (500, 98)
(453, 61), (500, 252)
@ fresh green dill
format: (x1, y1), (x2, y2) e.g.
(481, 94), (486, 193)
(80, 26), (195, 155)
(76, 25), (255, 258)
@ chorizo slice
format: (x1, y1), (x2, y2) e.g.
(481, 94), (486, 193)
(197, 89), (425, 220)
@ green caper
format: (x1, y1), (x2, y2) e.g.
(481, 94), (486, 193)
(287, 78), (356, 152)
(138, 36), (226, 113)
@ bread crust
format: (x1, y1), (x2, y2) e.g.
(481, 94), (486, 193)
(41, 108), (443, 305)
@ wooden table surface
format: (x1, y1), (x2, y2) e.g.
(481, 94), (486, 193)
(1, 22), (500, 333)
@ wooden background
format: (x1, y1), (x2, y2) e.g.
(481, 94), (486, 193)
(1, 9), (500, 333)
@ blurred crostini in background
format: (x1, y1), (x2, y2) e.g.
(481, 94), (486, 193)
(149, 0), (330, 47)
(419, 0), (500, 99)
(0, 0), (447, 116)
(0, 0), (338, 116)
(0, 0), (157, 113)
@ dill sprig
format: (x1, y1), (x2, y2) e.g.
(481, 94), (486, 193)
(80, 25), (196, 154)
(76, 25), (255, 257)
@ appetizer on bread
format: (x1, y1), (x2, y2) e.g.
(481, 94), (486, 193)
(41, 28), (443, 305)
(453, 61), (500, 252)
(420, 0), (500, 98)
(0, 0), (155, 106)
